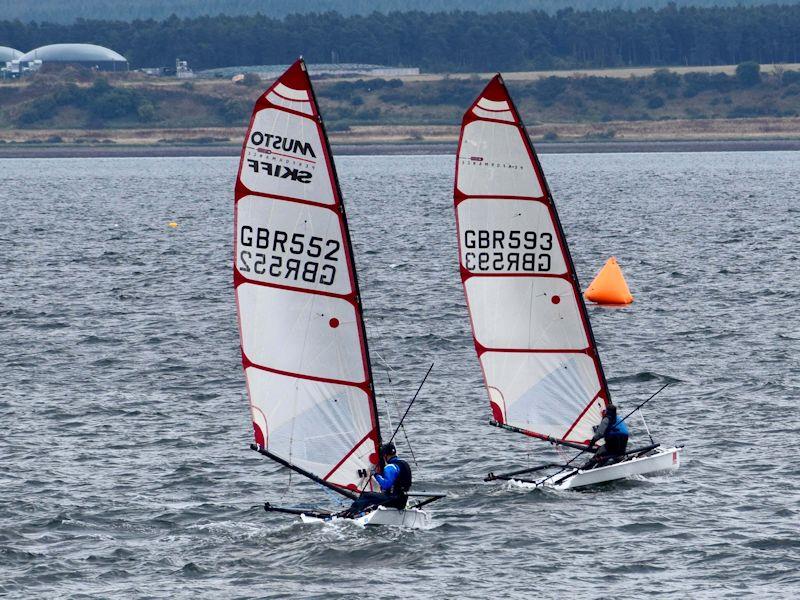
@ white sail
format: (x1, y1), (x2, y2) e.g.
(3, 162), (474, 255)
(234, 60), (380, 495)
(454, 76), (609, 446)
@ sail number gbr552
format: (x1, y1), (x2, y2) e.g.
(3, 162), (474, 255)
(238, 225), (341, 286)
(463, 228), (553, 272)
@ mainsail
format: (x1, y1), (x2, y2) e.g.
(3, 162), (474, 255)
(454, 76), (610, 447)
(234, 60), (381, 496)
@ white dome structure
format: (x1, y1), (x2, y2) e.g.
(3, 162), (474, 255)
(0, 46), (23, 62)
(19, 43), (128, 71)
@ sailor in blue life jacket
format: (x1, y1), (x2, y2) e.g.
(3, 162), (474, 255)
(340, 442), (413, 518)
(583, 403), (630, 470)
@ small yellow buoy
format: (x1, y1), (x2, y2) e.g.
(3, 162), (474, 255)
(168, 221), (178, 229)
(584, 257), (633, 305)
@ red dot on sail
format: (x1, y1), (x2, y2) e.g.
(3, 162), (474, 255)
(551, 295), (561, 304)
(369, 452), (378, 465)
(329, 318), (340, 328)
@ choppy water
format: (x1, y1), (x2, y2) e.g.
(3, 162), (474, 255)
(1, 152), (798, 598)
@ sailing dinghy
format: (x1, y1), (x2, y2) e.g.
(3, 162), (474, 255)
(234, 59), (443, 527)
(453, 75), (682, 490)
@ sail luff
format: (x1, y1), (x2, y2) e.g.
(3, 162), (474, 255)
(234, 59), (381, 494)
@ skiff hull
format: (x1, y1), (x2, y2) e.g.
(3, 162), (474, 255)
(299, 505), (432, 528)
(517, 446), (682, 490)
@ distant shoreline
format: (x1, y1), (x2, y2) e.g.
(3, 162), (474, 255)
(1, 138), (800, 159)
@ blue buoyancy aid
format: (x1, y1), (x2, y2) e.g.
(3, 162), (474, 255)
(607, 416), (629, 437)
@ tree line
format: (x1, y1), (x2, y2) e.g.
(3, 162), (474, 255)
(1, 1), (797, 24)
(2, 4), (800, 71)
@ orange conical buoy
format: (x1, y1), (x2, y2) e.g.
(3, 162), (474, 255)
(584, 257), (633, 305)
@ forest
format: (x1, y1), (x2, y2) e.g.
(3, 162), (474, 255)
(0, 0), (797, 24)
(2, 4), (800, 72)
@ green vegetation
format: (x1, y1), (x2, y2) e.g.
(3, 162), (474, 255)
(2, 63), (797, 132)
(2, 0), (798, 23)
(2, 4), (800, 72)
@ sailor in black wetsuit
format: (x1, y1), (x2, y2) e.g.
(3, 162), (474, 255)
(341, 442), (412, 517)
(583, 403), (630, 470)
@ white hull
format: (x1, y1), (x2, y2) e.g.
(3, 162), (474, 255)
(516, 446), (682, 490)
(299, 505), (432, 528)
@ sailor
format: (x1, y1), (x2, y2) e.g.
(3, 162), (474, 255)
(584, 403), (629, 469)
(341, 442), (412, 517)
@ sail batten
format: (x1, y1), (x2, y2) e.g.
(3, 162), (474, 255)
(235, 59), (381, 495)
(455, 75), (609, 446)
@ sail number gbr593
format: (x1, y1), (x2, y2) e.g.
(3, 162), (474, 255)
(238, 225), (340, 286)
(463, 229), (553, 272)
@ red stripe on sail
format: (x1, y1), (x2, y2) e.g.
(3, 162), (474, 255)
(269, 87), (311, 103)
(454, 193), (547, 203)
(323, 430), (374, 481)
(561, 391), (604, 442)
(234, 267), (357, 304)
(241, 350), (370, 394)
(261, 100), (316, 122)
(460, 268), (571, 280)
(235, 186), (336, 211)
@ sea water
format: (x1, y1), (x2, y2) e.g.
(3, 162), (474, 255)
(1, 152), (798, 598)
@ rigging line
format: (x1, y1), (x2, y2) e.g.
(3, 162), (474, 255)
(371, 346), (419, 467)
(354, 274), (418, 467)
(365, 326), (414, 461)
(387, 362), (434, 445)
(620, 382), (671, 424)
(640, 408), (655, 445)
(355, 362), (434, 496)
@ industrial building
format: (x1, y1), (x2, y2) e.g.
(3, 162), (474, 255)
(17, 43), (128, 72)
(0, 46), (22, 62)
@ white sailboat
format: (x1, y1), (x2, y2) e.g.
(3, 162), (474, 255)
(453, 75), (682, 490)
(234, 59), (442, 525)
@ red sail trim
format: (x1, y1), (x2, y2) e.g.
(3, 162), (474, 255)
(260, 100), (315, 122)
(463, 113), (520, 127)
(479, 347), (592, 355)
(235, 187), (336, 210)
(460, 269), (571, 280)
(472, 104), (513, 113)
(561, 391), (603, 442)
(454, 193), (547, 202)
(323, 430), (374, 480)
(234, 268), (358, 305)
(242, 350), (370, 392)
(269, 87), (311, 103)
